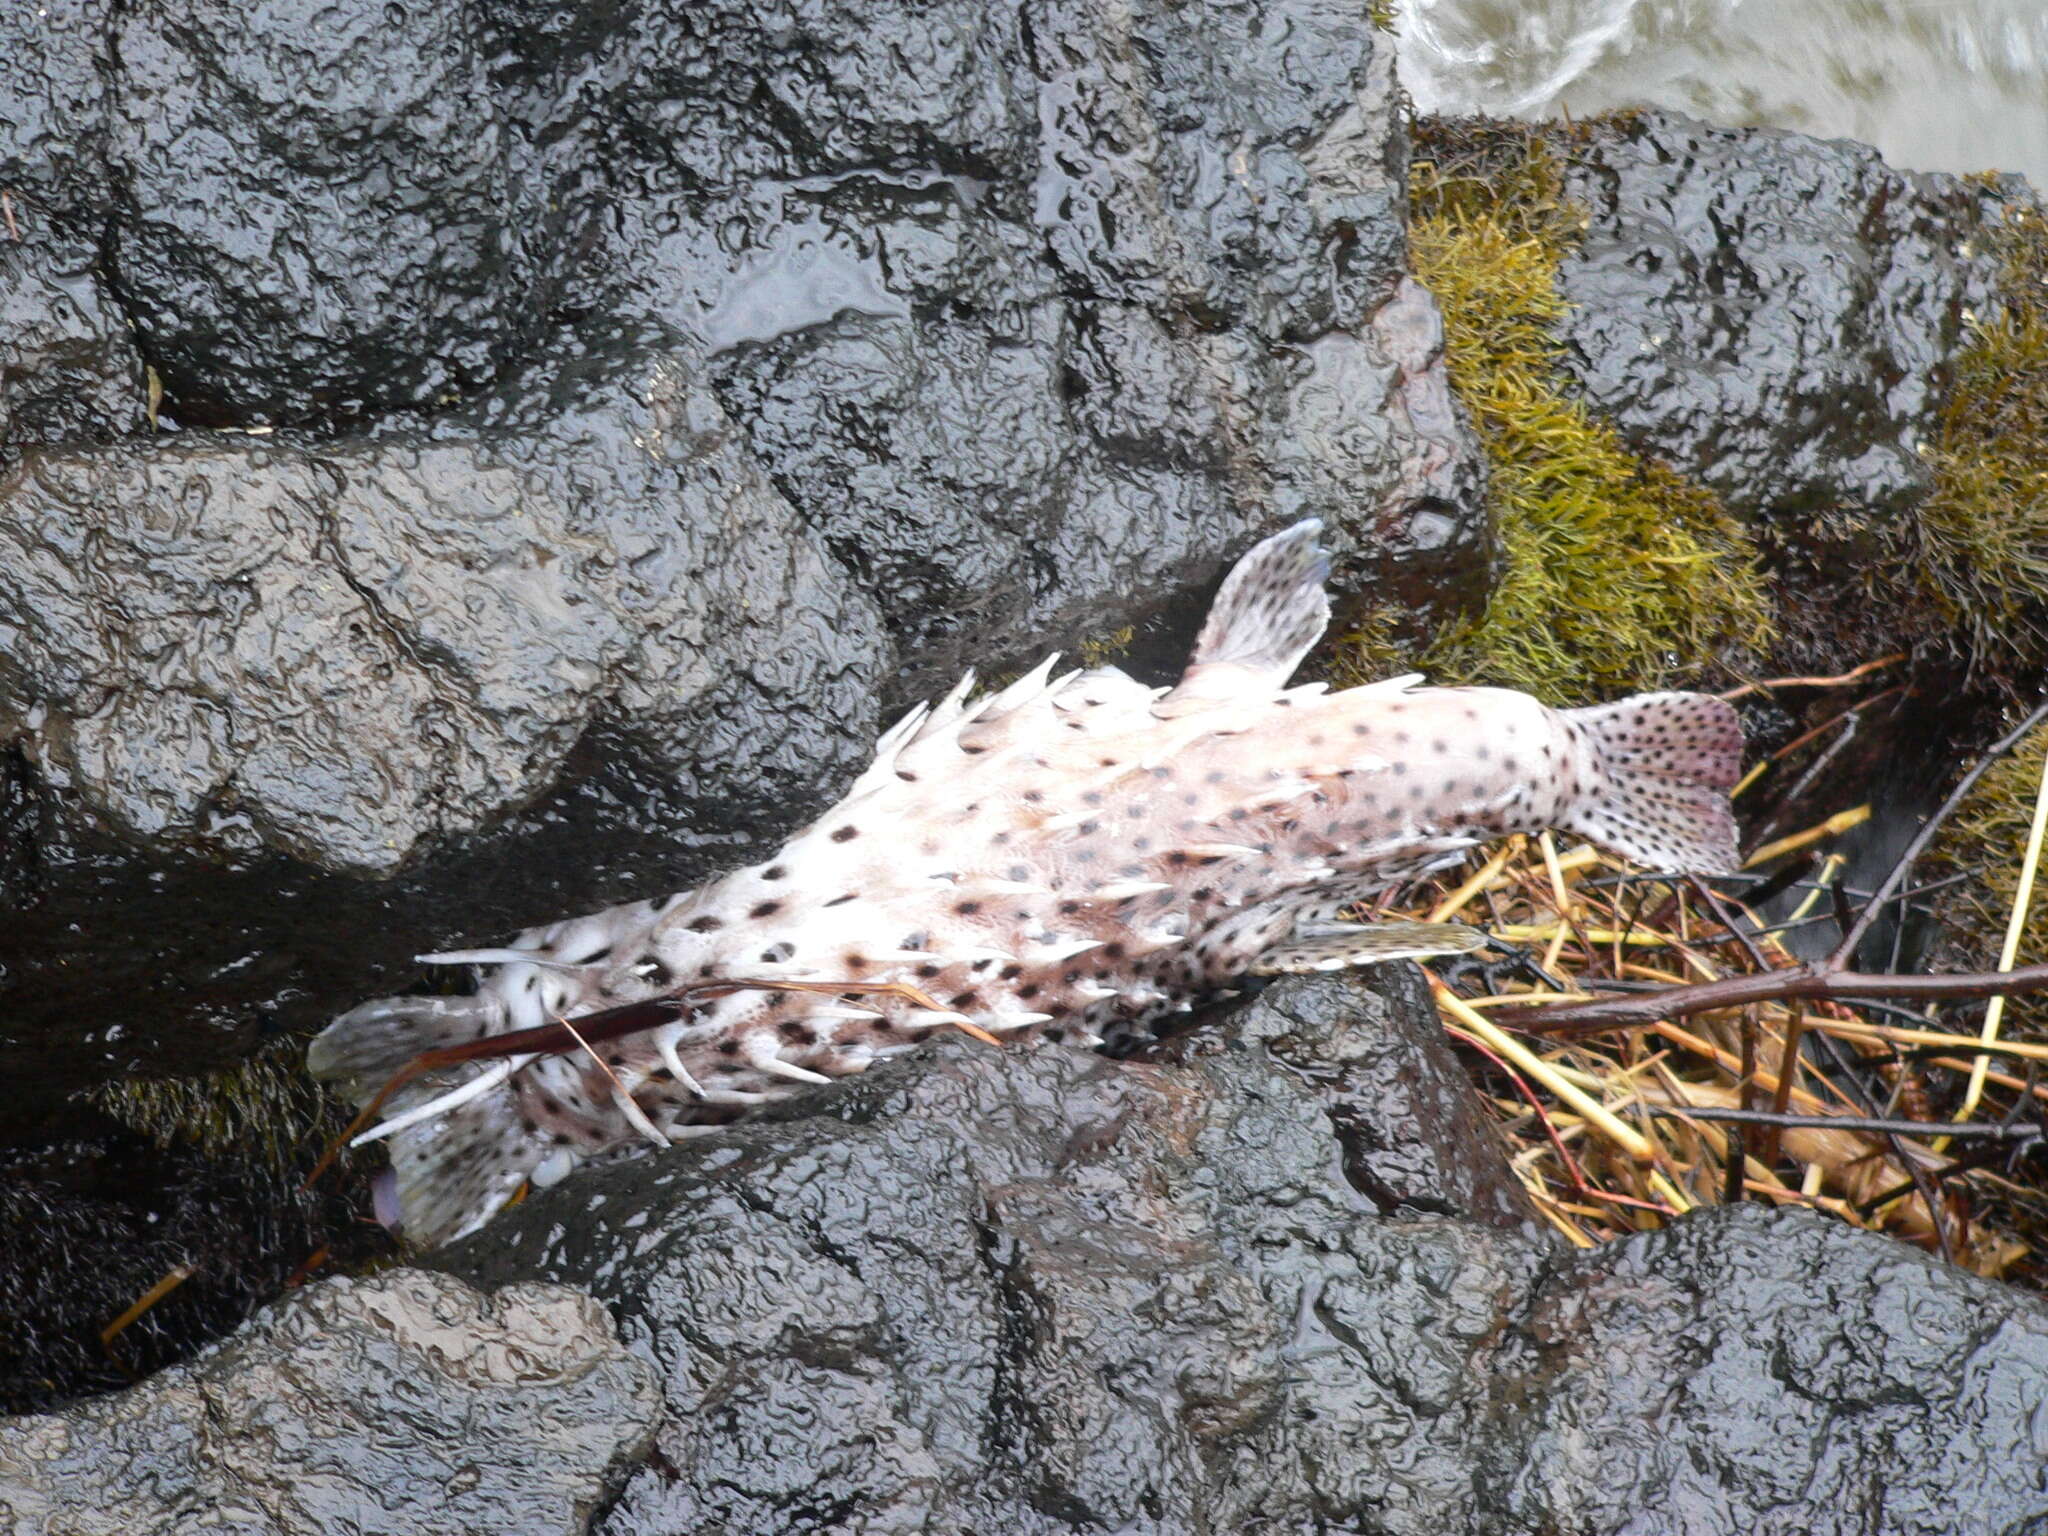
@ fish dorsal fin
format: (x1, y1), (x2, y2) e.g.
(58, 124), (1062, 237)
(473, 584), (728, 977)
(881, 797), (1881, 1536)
(1188, 518), (1330, 676)
(1161, 520), (1331, 712)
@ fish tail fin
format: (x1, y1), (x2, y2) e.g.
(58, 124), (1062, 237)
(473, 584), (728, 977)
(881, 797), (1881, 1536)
(1557, 692), (1745, 874)
(1185, 518), (1331, 682)
(308, 991), (546, 1245)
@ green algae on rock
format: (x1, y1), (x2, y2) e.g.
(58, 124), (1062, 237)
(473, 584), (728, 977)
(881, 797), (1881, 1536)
(1905, 188), (2048, 675)
(1390, 120), (1774, 702)
(86, 1034), (346, 1186)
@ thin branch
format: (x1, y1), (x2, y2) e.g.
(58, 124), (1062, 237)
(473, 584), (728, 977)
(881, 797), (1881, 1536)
(1637, 1104), (2042, 1142)
(1718, 654), (1904, 702)
(1829, 699), (2048, 967)
(1494, 961), (2048, 1038)
(1853, 1138), (2033, 1217)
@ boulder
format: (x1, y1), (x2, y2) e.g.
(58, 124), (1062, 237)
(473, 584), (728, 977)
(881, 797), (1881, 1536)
(1553, 109), (2002, 527)
(0, 1269), (658, 1536)
(0, 0), (1481, 1102)
(0, 340), (885, 877)
(432, 971), (2048, 1536)
(0, 202), (144, 449)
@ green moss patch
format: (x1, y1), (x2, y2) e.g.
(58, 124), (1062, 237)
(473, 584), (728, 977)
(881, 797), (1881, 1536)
(1931, 722), (2048, 1045)
(1386, 120), (1774, 702)
(87, 1035), (346, 1187)
(1907, 192), (2048, 674)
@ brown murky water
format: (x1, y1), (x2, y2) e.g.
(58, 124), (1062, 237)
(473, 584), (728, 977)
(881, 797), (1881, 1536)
(1394, 0), (2048, 191)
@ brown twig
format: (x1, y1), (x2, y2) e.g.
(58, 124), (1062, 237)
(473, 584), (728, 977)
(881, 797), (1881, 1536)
(1447, 1026), (1678, 1217)
(1854, 1138), (2036, 1216)
(1718, 654), (1905, 702)
(101, 1264), (194, 1348)
(1635, 1104), (2042, 1141)
(1496, 962), (2048, 1039)
(1830, 699), (2048, 967)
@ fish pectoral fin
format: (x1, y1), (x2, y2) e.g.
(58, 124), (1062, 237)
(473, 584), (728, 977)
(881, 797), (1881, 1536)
(1248, 919), (1489, 975)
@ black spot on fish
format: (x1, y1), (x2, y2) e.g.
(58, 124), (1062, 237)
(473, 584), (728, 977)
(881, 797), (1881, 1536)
(956, 900), (983, 916)
(825, 892), (857, 907)
(750, 900), (782, 918)
(575, 944), (613, 964)
(1000, 964), (1023, 980)
(688, 915), (724, 933)
(831, 825), (859, 842)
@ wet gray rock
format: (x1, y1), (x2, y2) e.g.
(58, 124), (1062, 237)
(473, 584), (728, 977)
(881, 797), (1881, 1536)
(0, 0), (1482, 1085)
(593, 0), (1488, 685)
(0, 0), (1486, 880)
(438, 970), (2048, 1536)
(106, 0), (563, 425)
(0, 1269), (658, 1536)
(0, 338), (884, 874)
(0, 0), (115, 215)
(1554, 109), (2003, 526)
(0, 200), (144, 451)
(1482, 1207), (2048, 1535)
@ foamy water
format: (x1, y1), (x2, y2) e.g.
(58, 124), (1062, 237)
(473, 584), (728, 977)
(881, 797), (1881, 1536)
(1394, 0), (2048, 190)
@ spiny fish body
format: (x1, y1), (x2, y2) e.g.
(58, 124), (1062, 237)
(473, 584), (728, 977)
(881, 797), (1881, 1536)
(310, 520), (1745, 1244)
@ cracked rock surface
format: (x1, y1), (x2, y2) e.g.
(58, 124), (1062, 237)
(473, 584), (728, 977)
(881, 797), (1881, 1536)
(1554, 109), (2004, 528)
(0, 1269), (658, 1536)
(433, 971), (2048, 1536)
(0, 0), (1482, 1114)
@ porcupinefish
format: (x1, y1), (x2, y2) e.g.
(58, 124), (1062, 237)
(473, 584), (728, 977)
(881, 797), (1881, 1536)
(309, 519), (1744, 1245)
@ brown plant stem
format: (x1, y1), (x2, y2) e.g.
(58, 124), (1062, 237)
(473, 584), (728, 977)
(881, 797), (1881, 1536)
(1494, 961), (2048, 1039)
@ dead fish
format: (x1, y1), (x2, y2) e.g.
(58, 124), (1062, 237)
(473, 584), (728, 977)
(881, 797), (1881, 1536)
(309, 518), (1745, 1244)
